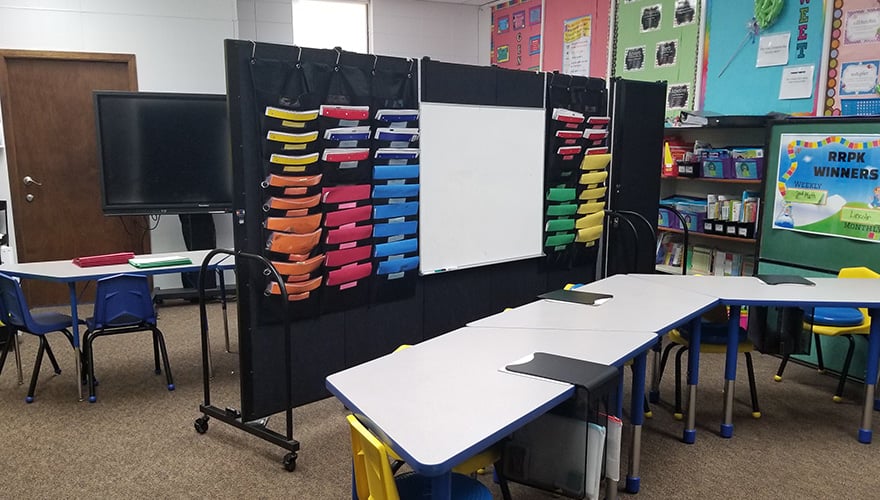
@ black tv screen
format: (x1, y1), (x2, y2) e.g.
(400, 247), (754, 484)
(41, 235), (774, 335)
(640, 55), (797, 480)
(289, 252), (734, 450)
(94, 91), (233, 215)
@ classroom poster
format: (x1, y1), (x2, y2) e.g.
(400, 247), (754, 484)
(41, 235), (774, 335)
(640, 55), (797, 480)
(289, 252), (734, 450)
(562, 15), (592, 76)
(541, 0), (613, 79)
(491, 0), (543, 71)
(822, 0), (880, 116)
(611, 0), (701, 119)
(772, 133), (880, 243)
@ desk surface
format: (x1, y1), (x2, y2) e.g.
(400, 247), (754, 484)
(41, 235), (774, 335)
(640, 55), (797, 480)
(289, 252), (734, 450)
(326, 326), (656, 476)
(0, 249), (234, 282)
(468, 274), (719, 332)
(630, 274), (880, 308)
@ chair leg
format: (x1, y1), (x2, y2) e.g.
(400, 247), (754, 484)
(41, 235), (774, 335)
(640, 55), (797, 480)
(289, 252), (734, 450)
(152, 330), (161, 374)
(153, 327), (175, 391)
(673, 346), (687, 420)
(657, 341), (677, 386)
(774, 354), (790, 382)
(26, 337), (49, 403)
(833, 335), (856, 403)
(494, 459), (513, 500)
(86, 333), (99, 403)
(0, 329), (9, 377)
(745, 352), (761, 418)
(43, 339), (62, 375)
(814, 333), (825, 373)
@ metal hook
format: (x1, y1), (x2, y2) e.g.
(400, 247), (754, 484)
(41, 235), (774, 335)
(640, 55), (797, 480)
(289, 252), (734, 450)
(407, 58), (415, 78)
(295, 46), (303, 69)
(371, 54), (379, 75)
(334, 47), (342, 71)
(251, 40), (257, 59)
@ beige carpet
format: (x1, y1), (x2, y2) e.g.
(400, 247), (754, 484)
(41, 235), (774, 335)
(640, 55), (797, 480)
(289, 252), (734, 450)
(2, 301), (880, 499)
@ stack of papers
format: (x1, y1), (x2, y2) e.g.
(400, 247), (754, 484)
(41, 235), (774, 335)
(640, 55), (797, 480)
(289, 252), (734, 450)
(128, 256), (192, 269)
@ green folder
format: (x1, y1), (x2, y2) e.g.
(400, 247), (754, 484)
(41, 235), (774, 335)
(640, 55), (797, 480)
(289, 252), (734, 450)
(546, 188), (577, 202)
(545, 218), (576, 232)
(128, 256), (193, 269)
(544, 233), (575, 247)
(546, 203), (578, 216)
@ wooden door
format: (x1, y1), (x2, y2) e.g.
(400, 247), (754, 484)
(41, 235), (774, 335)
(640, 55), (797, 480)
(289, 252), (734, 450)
(0, 50), (147, 306)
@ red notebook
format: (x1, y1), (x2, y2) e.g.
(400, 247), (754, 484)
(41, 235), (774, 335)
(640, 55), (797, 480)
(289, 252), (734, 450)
(72, 252), (135, 267)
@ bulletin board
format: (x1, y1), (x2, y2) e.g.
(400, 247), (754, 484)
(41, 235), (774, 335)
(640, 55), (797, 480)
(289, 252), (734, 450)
(611, 0), (702, 119)
(821, 0), (880, 116)
(541, 0), (612, 78)
(760, 117), (880, 273)
(491, 0), (544, 71)
(702, 1), (825, 116)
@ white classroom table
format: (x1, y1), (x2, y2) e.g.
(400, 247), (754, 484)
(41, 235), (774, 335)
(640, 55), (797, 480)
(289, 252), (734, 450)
(631, 273), (880, 444)
(0, 249), (235, 400)
(326, 325), (657, 500)
(468, 274), (719, 333)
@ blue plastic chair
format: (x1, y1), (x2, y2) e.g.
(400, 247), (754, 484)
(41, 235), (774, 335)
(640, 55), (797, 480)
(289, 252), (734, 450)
(83, 274), (174, 403)
(0, 272), (78, 403)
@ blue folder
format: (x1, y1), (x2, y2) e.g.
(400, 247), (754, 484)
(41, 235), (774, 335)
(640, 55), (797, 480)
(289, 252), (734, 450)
(374, 238), (418, 258)
(377, 256), (420, 275)
(375, 128), (419, 142)
(373, 221), (418, 238)
(375, 148), (419, 160)
(376, 109), (419, 123)
(372, 184), (420, 199)
(374, 201), (419, 219)
(373, 164), (420, 180)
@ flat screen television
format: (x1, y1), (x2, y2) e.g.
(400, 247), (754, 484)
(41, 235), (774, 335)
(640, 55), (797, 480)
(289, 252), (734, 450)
(94, 91), (233, 215)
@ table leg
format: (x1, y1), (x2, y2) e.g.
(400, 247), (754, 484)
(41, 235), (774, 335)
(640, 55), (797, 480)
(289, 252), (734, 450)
(721, 306), (741, 439)
(626, 351), (646, 494)
(859, 309), (880, 443)
(649, 339), (662, 403)
(683, 317), (701, 444)
(430, 472), (451, 499)
(68, 283), (83, 401)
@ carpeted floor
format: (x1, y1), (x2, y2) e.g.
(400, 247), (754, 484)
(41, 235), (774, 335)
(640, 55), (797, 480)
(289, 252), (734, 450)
(2, 300), (880, 499)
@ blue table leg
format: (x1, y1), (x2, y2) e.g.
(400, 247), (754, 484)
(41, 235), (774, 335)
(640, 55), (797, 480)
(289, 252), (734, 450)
(683, 317), (701, 444)
(616, 366), (625, 419)
(860, 309), (880, 443)
(430, 473), (451, 499)
(721, 306), (741, 439)
(68, 282), (83, 401)
(626, 351), (646, 494)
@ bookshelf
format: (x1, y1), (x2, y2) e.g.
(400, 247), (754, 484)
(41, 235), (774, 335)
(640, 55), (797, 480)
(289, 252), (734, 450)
(657, 116), (768, 276)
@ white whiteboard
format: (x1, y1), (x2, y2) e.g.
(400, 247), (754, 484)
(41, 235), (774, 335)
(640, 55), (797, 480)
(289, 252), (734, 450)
(419, 102), (545, 274)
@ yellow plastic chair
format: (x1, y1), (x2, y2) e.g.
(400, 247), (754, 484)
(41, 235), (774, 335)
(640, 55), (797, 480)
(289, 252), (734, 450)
(658, 306), (761, 420)
(347, 414), (492, 500)
(774, 266), (879, 402)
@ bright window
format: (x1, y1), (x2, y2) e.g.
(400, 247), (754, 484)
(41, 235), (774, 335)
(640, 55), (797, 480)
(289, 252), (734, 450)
(292, 0), (368, 53)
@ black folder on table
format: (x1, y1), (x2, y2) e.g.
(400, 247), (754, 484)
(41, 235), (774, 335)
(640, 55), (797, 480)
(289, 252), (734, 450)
(506, 352), (618, 391)
(539, 288), (612, 305)
(756, 274), (815, 286)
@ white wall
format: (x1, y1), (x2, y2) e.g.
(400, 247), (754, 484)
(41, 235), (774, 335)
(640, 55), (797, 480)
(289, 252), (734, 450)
(0, 0), (292, 288)
(370, 0), (481, 65)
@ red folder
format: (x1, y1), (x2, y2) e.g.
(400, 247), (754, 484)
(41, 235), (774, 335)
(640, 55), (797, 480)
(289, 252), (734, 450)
(324, 205), (371, 228)
(326, 261), (372, 286)
(325, 245), (372, 267)
(322, 185), (371, 204)
(320, 105), (370, 121)
(325, 224), (373, 245)
(73, 252), (135, 267)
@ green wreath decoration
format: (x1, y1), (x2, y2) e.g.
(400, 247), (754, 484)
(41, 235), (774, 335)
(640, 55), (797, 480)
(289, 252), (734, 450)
(754, 0), (784, 31)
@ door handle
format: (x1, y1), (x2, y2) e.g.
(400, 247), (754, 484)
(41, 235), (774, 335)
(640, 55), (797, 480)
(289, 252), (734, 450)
(26, 194), (35, 202)
(23, 176), (42, 186)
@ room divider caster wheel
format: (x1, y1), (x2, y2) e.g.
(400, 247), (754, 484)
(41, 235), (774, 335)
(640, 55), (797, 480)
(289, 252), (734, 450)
(283, 452), (297, 472)
(194, 416), (209, 434)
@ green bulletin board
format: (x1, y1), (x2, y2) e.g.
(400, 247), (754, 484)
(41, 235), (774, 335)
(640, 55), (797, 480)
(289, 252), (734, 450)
(760, 117), (880, 273)
(612, 0), (702, 119)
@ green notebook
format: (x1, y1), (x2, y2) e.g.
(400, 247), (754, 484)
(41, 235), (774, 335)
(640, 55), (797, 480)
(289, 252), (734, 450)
(128, 256), (192, 269)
